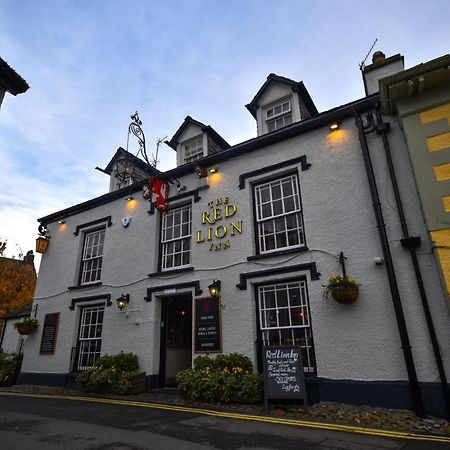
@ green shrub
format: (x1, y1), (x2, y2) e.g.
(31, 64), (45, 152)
(0, 352), (21, 386)
(76, 352), (139, 394)
(94, 352), (139, 372)
(177, 353), (263, 404)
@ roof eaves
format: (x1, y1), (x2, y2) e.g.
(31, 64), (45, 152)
(102, 147), (160, 176)
(0, 58), (30, 95)
(163, 94), (378, 179)
(379, 54), (450, 115)
(38, 95), (377, 223)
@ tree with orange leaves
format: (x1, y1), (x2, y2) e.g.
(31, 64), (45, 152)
(0, 245), (37, 320)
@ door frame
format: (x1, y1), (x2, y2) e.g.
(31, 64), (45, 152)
(158, 294), (192, 388)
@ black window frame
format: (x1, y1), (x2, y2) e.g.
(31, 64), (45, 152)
(157, 201), (193, 273)
(254, 276), (316, 376)
(77, 226), (106, 286)
(251, 170), (307, 256)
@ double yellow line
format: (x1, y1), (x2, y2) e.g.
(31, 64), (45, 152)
(1, 392), (449, 443)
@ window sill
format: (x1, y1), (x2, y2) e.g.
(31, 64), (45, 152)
(247, 247), (308, 261)
(68, 282), (102, 291)
(148, 267), (194, 278)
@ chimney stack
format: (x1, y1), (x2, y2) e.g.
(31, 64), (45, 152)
(23, 250), (35, 265)
(362, 51), (404, 96)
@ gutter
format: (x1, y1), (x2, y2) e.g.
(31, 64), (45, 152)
(38, 95), (379, 225)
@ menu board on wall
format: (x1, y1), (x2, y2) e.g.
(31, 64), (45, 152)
(263, 345), (307, 409)
(194, 296), (222, 353)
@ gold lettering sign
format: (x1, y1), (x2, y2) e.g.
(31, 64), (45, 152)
(196, 197), (243, 251)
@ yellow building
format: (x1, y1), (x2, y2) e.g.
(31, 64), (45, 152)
(379, 55), (450, 307)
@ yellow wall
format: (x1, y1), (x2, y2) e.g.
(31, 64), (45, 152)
(420, 103), (450, 296)
(430, 229), (450, 294)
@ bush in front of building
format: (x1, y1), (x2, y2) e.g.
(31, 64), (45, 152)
(76, 352), (140, 394)
(176, 353), (263, 404)
(0, 352), (22, 386)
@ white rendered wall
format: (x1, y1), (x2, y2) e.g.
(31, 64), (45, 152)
(364, 60), (404, 95)
(22, 115), (450, 386)
(1, 319), (23, 354)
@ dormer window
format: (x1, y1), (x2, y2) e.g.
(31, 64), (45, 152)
(184, 137), (204, 164)
(115, 177), (133, 191)
(167, 116), (230, 167)
(266, 99), (292, 132)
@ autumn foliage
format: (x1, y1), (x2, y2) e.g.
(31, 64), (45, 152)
(0, 257), (36, 319)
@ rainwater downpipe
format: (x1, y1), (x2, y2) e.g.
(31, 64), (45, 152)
(374, 106), (450, 418)
(355, 113), (425, 418)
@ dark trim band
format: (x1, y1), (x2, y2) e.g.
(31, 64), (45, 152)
(247, 246), (309, 261)
(148, 267), (194, 278)
(145, 281), (202, 302)
(73, 216), (112, 236)
(68, 282), (102, 291)
(239, 155), (311, 189)
(69, 294), (112, 310)
(236, 262), (320, 290)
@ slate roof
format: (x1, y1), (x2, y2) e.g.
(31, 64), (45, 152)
(0, 58), (29, 95)
(102, 147), (162, 177)
(165, 116), (230, 151)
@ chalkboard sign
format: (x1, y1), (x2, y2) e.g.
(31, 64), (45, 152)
(39, 313), (59, 354)
(263, 345), (307, 408)
(194, 296), (222, 353)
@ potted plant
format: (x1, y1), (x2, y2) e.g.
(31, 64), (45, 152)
(323, 275), (360, 304)
(14, 317), (39, 335)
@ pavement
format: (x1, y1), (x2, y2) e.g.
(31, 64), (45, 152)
(0, 384), (449, 445)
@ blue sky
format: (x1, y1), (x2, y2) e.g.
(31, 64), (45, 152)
(1, 0), (449, 269)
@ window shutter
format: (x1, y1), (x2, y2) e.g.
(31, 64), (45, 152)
(40, 313), (59, 354)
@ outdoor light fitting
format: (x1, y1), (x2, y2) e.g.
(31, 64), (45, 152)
(329, 121), (341, 131)
(57, 219), (65, 224)
(195, 165), (207, 178)
(209, 165), (219, 174)
(116, 293), (130, 311)
(208, 280), (221, 298)
(36, 236), (49, 254)
(36, 224), (50, 254)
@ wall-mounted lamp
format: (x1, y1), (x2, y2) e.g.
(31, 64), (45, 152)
(329, 121), (341, 131)
(36, 224), (50, 254)
(57, 219), (65, 224)
(195, 165), (207, 179)
(174, 179), (187, 192)
(36, 236), (49, 254)
(209, 165), (219, 174)
(126, 194), (134, 202)
(116, 293), (130, 310)
(208, 280), (221, 298)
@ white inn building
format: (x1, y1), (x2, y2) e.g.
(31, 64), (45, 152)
(15, 51), (450, 418)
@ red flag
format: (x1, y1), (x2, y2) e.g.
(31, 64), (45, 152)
(150, 176), (169, 211)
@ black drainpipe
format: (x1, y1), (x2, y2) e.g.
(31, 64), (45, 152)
(375, 106), (450, 418)
(355, 113), (425, 418)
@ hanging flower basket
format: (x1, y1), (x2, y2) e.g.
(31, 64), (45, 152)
(323, 275), (360, 304)
(330, 286), (359, 304)
(14, 317), (39, 335)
